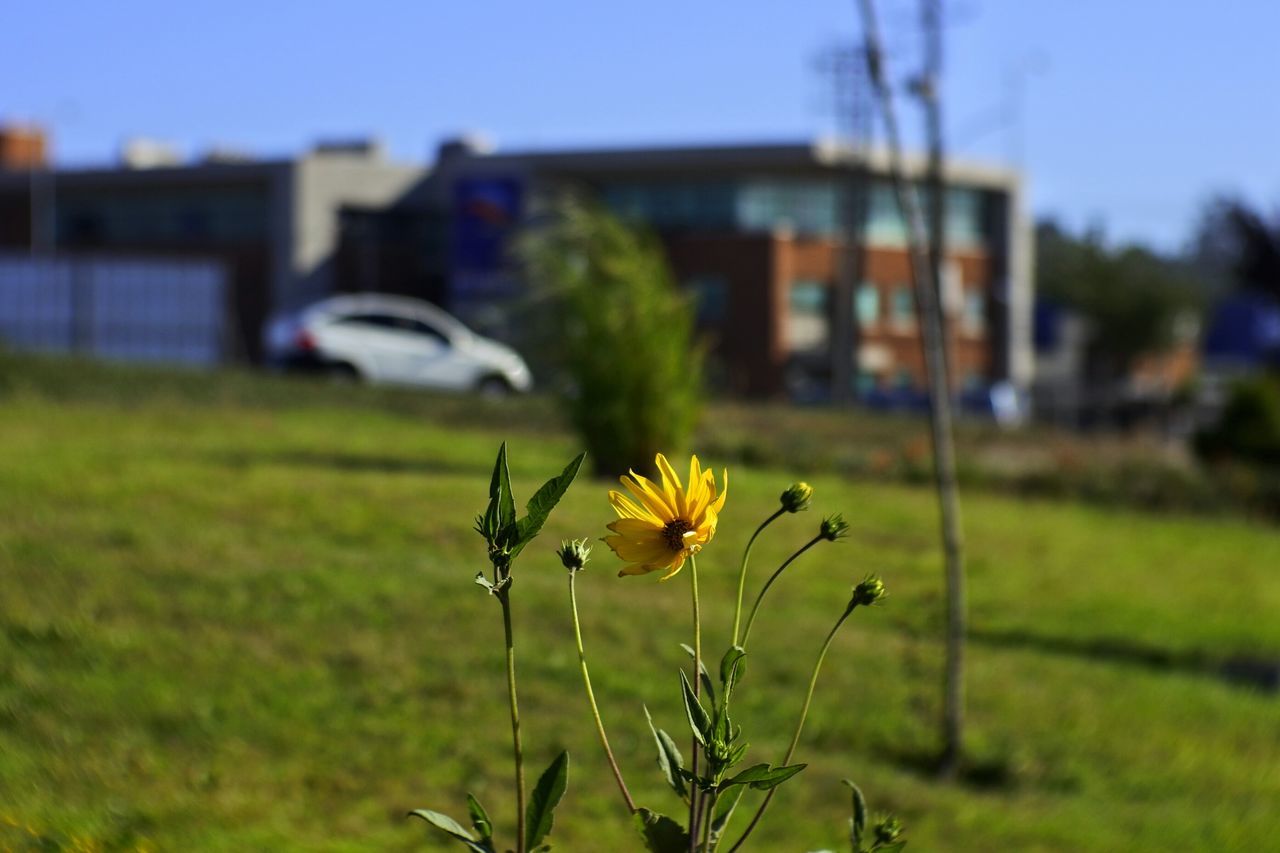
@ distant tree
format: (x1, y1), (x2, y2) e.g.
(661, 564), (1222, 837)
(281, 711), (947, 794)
(517, 197), (702, 477)
(1190, 195), (1280, 301)
(1036, 221), (1205, 378)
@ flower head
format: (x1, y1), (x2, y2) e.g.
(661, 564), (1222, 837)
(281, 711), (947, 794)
(873, 815), (903, 845)
(604, 453), (728, 580)
(557, 538), (591, 572)
(851, 574), (887, 607)
(819, 512), (851, 542)
(780, 482), (813, 513)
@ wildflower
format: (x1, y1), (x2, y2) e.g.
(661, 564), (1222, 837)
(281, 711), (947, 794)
(604, 453), (728, 580)
(851, 575), (887, 607)
(873, 815), (903, 844)
(780, 482), (813, 513)
(819, 512), (851, 542)
(557, 538), (591, 572)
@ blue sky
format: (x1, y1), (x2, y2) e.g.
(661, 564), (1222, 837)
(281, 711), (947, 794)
(5, 0), (1276, 251)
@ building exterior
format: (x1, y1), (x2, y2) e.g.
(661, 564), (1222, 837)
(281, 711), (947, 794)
(0, 129), (426, 361)
(430, 138), (1033, 400)
(0, 128), (1031, 398)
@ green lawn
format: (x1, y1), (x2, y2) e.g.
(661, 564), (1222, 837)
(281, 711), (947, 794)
(1, 357), (1278, 851)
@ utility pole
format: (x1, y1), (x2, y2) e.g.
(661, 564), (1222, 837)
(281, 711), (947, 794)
(819, 45), (875, 404)
(856, 0), (967, 778)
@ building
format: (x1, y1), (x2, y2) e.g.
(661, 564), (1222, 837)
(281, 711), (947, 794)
(430, 138), (1033, 400)
(1, 128), (1031, 397)
(0, 128), (427, 361)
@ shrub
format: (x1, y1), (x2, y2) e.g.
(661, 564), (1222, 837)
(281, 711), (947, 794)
(518, 198), (702, 477)
(1195, 374), (1280, 466)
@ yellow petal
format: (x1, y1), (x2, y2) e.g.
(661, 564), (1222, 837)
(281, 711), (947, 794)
(622, 471), (676, 522)
(655, 454), (686, 518)
(608, 490), (651, 520)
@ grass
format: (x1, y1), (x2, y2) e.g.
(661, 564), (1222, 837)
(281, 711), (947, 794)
(1, 354), (1278, 851)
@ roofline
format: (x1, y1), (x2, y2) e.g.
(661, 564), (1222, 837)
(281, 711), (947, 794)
(453, 137), (1021, 190)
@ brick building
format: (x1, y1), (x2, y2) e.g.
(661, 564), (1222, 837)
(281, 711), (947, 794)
(430, 139), (1033, 400)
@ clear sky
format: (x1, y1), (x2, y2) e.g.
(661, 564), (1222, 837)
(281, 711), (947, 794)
(5, 0), (1276, 252)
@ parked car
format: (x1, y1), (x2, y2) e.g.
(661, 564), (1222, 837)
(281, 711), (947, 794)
(264, 294), (533, 395)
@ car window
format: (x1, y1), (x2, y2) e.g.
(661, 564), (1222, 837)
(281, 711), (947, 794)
(335, 312), (449, 345)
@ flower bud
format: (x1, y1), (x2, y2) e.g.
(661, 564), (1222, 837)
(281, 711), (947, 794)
(779, 482), (813, 513)
(557, 538), (591, 572)
(851, 574), (886, 607)
(819, 512), (851, 542)
(873, 815), (903, 844)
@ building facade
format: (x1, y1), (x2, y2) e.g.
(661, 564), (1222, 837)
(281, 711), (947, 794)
(431, 139), (1033, 400)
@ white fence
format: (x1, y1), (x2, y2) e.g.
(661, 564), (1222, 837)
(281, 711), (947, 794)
(0, 254), (228, 366)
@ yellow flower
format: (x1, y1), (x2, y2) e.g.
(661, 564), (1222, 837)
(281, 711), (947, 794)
(604, 453), (728, 580)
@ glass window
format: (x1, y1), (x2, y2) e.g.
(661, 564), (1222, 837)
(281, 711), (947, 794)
(891, 287), (915, 327)
(687, 276), (729, 325)
(963, 290), (986, 334)
(855, 283), (880, 327)
(788, 280), (829, 352)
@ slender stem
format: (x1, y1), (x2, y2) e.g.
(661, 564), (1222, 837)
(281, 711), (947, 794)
(740, 537), (822, 649)
(727, 605), (856, 853)
(568, 571), (637, 813)
(687, 553), (702, 853)
(499, 590), (527, 853)
(731, 509), (785, 646)
(700, 790), (719, 852)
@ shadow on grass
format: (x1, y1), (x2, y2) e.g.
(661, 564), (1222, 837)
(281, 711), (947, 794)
(970, 626), (1280, 693)
(211, 449), (488, 477)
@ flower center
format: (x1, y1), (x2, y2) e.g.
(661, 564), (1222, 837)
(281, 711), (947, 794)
(661, 519), (694, 552)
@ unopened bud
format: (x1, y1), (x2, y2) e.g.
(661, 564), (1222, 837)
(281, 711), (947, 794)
(557, 538), (591, 572)
(819, 513), (851, 542)
(851, 575), (887, 607)
(873, 815), (903, 844)
(780, 482), (813, 513)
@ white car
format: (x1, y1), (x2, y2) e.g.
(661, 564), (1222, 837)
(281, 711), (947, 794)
(264, 294), (533, 394)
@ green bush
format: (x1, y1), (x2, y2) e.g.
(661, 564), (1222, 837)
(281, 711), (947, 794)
(1195, 374), (1280, 466)
(518, 198), (702, 477)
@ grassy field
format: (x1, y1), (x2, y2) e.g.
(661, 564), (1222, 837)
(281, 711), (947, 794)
(1, 356), (1278, 851)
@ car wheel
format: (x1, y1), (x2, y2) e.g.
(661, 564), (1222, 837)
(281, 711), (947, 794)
(476, 375), (513, 399)
(327, 363), (362, 384)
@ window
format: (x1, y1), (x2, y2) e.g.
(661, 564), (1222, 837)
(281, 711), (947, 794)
(788, 280), (829, 352)
(687, 276), (729, 325)
(890, 287), (915, 328)
(963, 290), (986, 335)
(336, 313), (449, 345)
(855, 283), (880, 328)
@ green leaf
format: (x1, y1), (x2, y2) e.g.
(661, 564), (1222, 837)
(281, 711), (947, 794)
(644, 705), (687, 801)
(511, 452), (585, 557)
(480, 442), (516, 550)
(679, 643), (716, 704)
(466, 793), (493, 842)
(719, 645), (746, 693)
(408, 809), (490, 852)
(843, 779), (867, 850)
(678, 670), (712, 747)
(525, 750), (569, 851)
(634, 808), (689, 853)
(709, 786), (745, 846)
(719, 762), (807, 792)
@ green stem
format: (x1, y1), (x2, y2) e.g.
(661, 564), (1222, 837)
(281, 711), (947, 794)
(499, 590), (527, 853)
(740, 537), (822, 649)
(700, 790), (719, 852)
(568, 571), (637, 814)
(731, 508), (785, 647)
(727, 604), (856, 853)
(687, 553), (702, 853)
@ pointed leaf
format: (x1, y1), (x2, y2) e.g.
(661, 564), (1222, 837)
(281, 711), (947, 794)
(466, 793), (493, 842)
(678, 670), (711, 747)
(719, 646), (746, 693)
(408, 810), (490, 852)
(843, 779), (867, 849)
(634, 808), (689, 853)
(496, 443), (516, 529)
(678, 643), (716, 704)
(512, 452), (586, 557)
(709, 786), (745, 846)
(719, 762), (807, 792)
(525, 750), (569, 851)
(644, 705), (687, 800)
